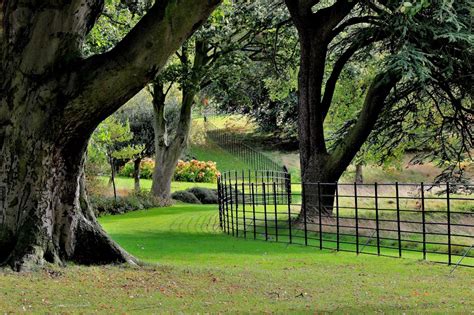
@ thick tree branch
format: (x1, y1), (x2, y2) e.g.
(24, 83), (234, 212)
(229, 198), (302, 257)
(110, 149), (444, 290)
(325, 71), (401, 178)
(330, 16), (380, 39)
(321, 32), (386, 118)
(65, 0), (220, 135)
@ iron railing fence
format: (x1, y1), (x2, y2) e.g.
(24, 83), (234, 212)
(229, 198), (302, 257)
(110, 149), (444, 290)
(205, 121), (284, 172)
(217, 178), (474, 268)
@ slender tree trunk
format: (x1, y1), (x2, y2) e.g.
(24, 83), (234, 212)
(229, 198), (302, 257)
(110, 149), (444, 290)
(109, 157), (118, 201)
(133, 157), (142, 193)
(355, 163), (364, 184)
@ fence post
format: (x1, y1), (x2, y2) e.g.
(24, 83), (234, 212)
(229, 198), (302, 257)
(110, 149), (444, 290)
(251, 183), (257, 240)
(224, 176), (230, 234)
(447, 182), (451, 265)
(421, 182), (426, 260)
(229, 179), (235, 236)
(263, 182), (268, 241)
(354, 182), (359, 254)
(375, 183), (380, 256)
(235, 177), (239, 237)
(254, 170), (258, 204)
(336, 182), (340, 251)
(317, 182), (323, 250)
(218, 176), (223, 230)
(242, 181), (247, 239)
(396, 182), (402, 258)
(273, 182), (278, 242)
(302, 183), (308, 246)
(287, 179), (293, 244)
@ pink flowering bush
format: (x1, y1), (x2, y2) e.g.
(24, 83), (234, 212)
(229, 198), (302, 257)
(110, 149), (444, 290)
(174, 160), (220, 183)
(119, 158), (219, 183)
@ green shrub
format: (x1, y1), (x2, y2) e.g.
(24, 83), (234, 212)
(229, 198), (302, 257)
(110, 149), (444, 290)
(118, 158), (155, 179)
(171, 191), (202, 204)
(186, 187), (218, 204)
(90, 192), (171, 217)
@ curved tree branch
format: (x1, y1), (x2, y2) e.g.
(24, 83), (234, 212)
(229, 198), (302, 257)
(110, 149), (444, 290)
(325, 70), (401, 179)
(321, 31), (386, 118)
(64, 0), (221, 135)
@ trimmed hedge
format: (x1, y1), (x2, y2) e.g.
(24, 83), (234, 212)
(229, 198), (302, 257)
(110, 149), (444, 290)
(171, 191), (202, 204)
(90, 192), (171, 216)
(171, 187), (218, 204)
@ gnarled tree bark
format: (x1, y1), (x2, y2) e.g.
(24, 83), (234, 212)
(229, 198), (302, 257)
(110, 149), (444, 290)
(0, 0), (220, 270)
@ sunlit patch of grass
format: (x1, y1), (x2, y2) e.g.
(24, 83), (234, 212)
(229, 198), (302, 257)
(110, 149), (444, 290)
(1, 204), (473, 313)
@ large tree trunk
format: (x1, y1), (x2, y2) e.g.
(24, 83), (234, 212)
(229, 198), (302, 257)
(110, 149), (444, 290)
(0, 0), (220, 270)
(0, 120), (134, 270)
(296, 29), (339, 217)
(286, 1), (399, 219)
(151, 82), (195, 199)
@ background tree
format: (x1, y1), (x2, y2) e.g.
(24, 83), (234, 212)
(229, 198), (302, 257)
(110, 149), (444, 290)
(90, 116), (142, 200)
(0, 0), (220, 270)
(150, 0), (289, 199)
(116, 91), (155, 192)
(284, 0), (473, 218)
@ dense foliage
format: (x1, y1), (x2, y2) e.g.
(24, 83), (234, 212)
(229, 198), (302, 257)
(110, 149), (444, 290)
(119, 158), (155, 179)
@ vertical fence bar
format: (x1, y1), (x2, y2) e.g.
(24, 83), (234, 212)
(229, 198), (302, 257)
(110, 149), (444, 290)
(242, 181), (247, 239)
(336, 182), (340, 251)
(317, 182), (323, 250)
(235, 178), (239, 237)
(229, 180), (235, 236)
(421, 182), (426, 260)
(354, 182), (359, 254)
(254, 170), (258, 204)
(287, 181), (292, 244)
(248, 169), (252, 194)
(224, 178), (230, 234)
(447, 182), (451, 265)
(251, 183), (257, 240)
(303, 183), (308, 246)
(375, 183), (380, 256)
(263, 182), (268, 241)
(273, 182), (278, 242)
(217, 176), (223, 230)
(396, 182), (402, 258)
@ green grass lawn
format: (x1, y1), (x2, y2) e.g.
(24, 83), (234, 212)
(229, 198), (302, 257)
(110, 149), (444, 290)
(2, 203), (472, 313)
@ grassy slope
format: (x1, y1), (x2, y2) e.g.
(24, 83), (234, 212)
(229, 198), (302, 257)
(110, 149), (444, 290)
(2, 204), (472, 313)
(191, 115), (473, 184)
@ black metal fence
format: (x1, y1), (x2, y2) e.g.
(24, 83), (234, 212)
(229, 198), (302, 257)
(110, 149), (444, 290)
(205, 121), (284, 172)
(217, 174), (474, 268)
